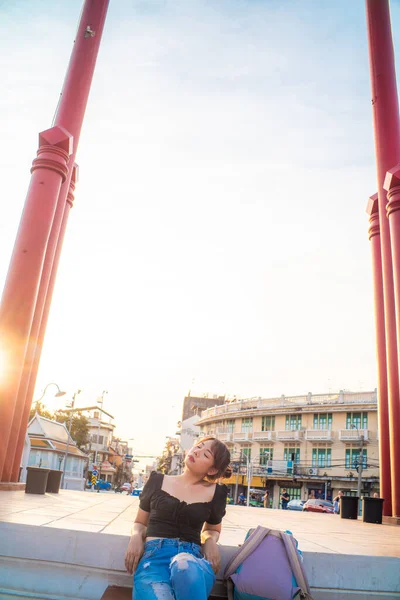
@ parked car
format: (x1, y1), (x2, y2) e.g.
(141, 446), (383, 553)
(115, 482), (132, 493)
(287, 499), (305, 511)
(302, 499), (334, 514)
(96, 479), (112, 491)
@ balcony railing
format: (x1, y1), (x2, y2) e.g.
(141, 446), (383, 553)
(232, 431), (253, 442)
(198, 390), (377, 421)
(304, 429), (333, 442)
(252, 430), (275, 441)
(339, 429), (369, 442)
(216, 432), (233, 443)
(275, 430), (304, 441)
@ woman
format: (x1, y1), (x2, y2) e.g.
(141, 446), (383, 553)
(125, 436), (231, 600)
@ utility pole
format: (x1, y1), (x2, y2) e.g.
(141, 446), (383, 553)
(246, 454), (252, 508)
(352, 425), (364, 513)
(357, 434), (364, 502)
(94, 390), (108, 468)
(233, 460), (240, 504)
(61, 390), (81, 489)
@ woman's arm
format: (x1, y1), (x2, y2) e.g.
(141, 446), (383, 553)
(201, 522), (222, 573)
(125, 508), (150, 574)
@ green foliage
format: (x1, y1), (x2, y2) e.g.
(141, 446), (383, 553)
(29, 401), (54, 422)
(54, 411), (90, 449)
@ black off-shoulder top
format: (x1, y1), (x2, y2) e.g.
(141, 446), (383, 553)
(139, 471), (228, 545)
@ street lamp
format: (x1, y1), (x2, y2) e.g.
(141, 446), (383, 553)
(61, 389), (81, 489)
(34, 382), (66, 410)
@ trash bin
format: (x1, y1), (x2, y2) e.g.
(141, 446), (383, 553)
(340, 495), (359, 519)
(362, 497), (384, 524)
(25, 467), (50, 494)
(46, 469), (63, 493)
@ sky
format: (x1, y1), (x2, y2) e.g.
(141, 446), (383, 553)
(1, 0), (399, 461)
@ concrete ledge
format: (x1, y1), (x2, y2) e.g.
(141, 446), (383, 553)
(0, 523), (399, 599)
(0, 483), (25, 492)
(383, 515), (400, 526)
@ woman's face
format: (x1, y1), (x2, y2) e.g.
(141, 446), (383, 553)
(185, 439), (218, 477)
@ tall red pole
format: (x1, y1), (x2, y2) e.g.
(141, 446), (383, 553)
(2, 0), (110, 483)
(366, 194), (392, 515)
(383, 167), (400, 517)
(0, 127), (72, 479)
(9, 166), (78, 483)
(365, 0), (400, 517)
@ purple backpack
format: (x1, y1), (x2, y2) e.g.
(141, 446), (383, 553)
(224, 526), (314, 600)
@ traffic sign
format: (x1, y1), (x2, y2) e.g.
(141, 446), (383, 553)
(92, 469), (98, 477)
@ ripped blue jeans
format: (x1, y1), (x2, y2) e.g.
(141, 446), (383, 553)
(133, 538), (216, 600)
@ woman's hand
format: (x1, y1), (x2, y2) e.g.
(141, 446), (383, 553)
(125, 534), (145, 575)
(202, 537), (221, 574)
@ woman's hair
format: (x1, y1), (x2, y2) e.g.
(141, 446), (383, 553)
(198, 436), (232, 481)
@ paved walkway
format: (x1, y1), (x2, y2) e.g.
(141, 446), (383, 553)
(0, 490), (399, 557)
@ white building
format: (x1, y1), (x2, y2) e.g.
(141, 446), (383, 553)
(25, 414), (87, 490)
(180, 415), (201, 451)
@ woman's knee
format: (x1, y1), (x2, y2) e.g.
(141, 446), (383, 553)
(170, 552), (203, 584)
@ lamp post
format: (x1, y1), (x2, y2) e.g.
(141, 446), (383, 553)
(34, 382), (66, 412)
(61, 389), (81, 489)
(94, 390), (108, 469)
(351, 424), (365, 509)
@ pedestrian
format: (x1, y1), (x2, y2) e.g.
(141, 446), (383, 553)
(238, 492), (246, 506)
(125, 436), (231, 600)
(263, 490), (270, 508)
(333, 490), (343, 514)
(373, 492), (379, 498)
(280, 488), (290, 510)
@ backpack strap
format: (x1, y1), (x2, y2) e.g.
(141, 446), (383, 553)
(223, 526), (271, 580)
(280, 532), (314, 599)
(226, 578), (235, 600)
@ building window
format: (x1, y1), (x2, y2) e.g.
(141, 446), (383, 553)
(241, 446), (251, 460)
(28, 451), (41, 467)
(280, 487), (301, 502)
(313, 414), (332, 430)
(65, 456), (79, 477)
(312, 447), (332, 468)
(261, 416), (275, 431)
(346, 413), (368, 430)
(226, 420), (235, 433)
(259, 447), (274, 465)
(285, 415), (302, 431)
(94, 411), (99, 419)
(345, 448), (367, 470)
(284, 446), (300, 463)
(241, 418), (253, 433)
(98, 435), (104, 445)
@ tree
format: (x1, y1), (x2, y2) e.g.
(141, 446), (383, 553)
(54, 411), (90, 449)
(29, 401), (54, 422)
(157, 439), (182, 474)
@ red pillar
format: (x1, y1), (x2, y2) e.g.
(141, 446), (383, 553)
(365, 0), (400, 516)
(3, 0), (109, 483)
(0, 127), (72, 479)
(8, 166), (78, 483)
(383, 168), (400, 516)
(366, 194), (392, 515)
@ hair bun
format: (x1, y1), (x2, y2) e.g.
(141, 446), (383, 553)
(222, 465), (232, 479)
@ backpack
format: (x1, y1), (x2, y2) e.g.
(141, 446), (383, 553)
(223, 526), (314, 600)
